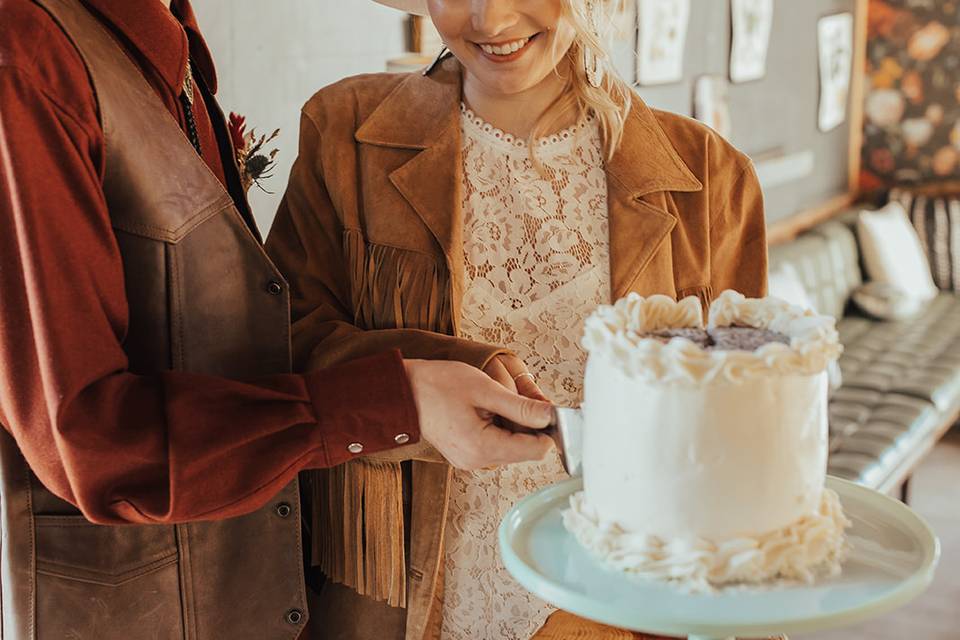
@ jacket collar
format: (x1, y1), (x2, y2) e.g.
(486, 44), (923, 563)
(81, 0), (218, 95)
(356, 58), (704, 300)
(356, 59), (462, 150)
(356, 58), (701, 192)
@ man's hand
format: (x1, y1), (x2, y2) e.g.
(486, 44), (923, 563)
(404, 359), (554, 470)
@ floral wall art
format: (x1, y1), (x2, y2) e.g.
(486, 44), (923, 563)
(861, 0), (960, 192)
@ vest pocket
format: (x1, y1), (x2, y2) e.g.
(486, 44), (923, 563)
(34, 515), (184, 639)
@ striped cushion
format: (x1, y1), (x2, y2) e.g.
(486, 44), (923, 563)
(890, 187), (960, 292)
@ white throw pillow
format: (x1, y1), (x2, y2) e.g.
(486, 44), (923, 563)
(767, 263), (843, 392)
(857, 202), (938, 300)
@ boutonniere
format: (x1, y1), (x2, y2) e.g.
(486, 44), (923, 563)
(228, 112), (280, 193)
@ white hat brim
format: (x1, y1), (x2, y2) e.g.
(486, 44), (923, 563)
(372, 0), (428, 16)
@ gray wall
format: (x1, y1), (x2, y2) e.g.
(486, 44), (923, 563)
(612, 0), (858, 225)
(193, 0), (407, 232)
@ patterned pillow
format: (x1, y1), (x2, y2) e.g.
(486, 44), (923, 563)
(890, 187), (960, 292)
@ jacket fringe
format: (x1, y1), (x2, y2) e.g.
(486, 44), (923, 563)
(347, 230), (452, 333)
(311, 230), (452, 608)
(312, 460), (407, 607)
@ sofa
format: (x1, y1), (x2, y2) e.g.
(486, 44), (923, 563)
(768, 210), (960, 498)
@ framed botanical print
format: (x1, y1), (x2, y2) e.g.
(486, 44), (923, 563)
(636, 0), (691, 86)
(729, 0), (774, 83)
(694, 74), (733, 139)
(818, 12), (855, 132)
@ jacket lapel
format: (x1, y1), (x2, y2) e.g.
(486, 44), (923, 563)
(354, 57), (707, 309)
(605, 101), (703, 299)
(389, 134), (464, 295)
(355, 60), (466, 321)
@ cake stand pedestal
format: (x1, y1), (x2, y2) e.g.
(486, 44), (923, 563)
(500, 477), (939, 640)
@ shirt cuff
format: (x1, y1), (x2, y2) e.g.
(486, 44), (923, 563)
(304, 349), (420, 467)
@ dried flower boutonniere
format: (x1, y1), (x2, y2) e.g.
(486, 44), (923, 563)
(228, 112), (280, 193)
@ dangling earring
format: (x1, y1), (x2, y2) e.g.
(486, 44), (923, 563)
(583, 0), (604, 88)
(584, 44), (603, 88)
(424, 45), (450, 76)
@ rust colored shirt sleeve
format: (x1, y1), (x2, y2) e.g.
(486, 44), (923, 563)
(0, 52), (418, 523)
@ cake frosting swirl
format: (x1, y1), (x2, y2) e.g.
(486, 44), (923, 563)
(564, 486), (850, 592)
(581, 290), (842, 385)
(565, 290), (849, 591)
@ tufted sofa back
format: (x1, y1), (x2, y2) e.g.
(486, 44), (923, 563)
(768, 212), (863, 319)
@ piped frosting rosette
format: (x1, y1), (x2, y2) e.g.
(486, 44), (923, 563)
(563, 488), (850, 593)
(580, 289), (843, 385)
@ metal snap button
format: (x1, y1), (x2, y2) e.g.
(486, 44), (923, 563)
(275, 502), (292, 518)
(347, 442), (364, 454)
(267, 281), (283, 295)
(285, 609), (304, 625)
(394, 433), (410, 445)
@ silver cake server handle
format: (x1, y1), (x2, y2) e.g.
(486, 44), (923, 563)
(537, 406), (584, 477)
(501, 406), (584, 476)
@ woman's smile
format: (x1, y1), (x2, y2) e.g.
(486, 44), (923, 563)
(473, 32), (542, 63)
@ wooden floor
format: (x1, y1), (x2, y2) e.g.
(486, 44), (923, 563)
(802, 429), (960, 640)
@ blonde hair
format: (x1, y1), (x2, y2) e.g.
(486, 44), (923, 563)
(530, 0), (633, 161)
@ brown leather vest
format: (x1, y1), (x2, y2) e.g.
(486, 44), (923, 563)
(0, 0), (308, 638)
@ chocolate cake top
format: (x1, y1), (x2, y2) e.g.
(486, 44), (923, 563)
(645, 328), (713, 348)
(709, 326), (791, 351)
(644, 326), (791, 352)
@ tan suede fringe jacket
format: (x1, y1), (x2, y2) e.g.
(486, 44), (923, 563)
(265, 58), (768, 640)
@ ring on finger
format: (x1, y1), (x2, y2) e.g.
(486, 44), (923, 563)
(513, 371), (536, 383)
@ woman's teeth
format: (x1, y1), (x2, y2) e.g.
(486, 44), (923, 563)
(479, 37), (531, 56)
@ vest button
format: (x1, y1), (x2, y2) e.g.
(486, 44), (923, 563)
(267, 281), (283, 295)
(394, 433), (410, 445)
(285, 609), (304, 625)
(275, 502), (292, 518)
(347, 442), (364, 454)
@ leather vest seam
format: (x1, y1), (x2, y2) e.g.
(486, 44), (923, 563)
(283, 478), (309, 639)
(168, 244), (186, 371)
(36, 554), (178, 586)
(177, 524), (199, 640)
(111, 197), (234, 243)
(26, 470), (36, 638)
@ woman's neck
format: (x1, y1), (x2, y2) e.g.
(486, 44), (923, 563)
(461, 67), (575, 140)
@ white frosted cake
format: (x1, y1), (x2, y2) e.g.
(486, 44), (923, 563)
(563, 290), (850, 591)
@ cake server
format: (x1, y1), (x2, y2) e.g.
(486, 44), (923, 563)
(544, 406), (585, 477)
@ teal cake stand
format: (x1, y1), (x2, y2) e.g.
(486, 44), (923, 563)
(499, 477), (940, 640)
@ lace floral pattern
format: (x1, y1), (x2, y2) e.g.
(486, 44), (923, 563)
(440, 106), (611, 640)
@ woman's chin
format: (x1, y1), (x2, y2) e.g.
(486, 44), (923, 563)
(464, 68), (547, 99)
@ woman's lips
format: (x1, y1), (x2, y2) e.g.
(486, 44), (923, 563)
(474, 33), (539, 64)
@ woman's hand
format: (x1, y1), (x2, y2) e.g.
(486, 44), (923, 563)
(483, 354), (550, 437)
(483, 354), (549, 402)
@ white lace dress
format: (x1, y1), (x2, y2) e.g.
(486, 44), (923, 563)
(439, 104), (611, 640)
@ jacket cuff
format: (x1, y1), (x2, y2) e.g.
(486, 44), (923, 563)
(304, 350), (420, 467)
